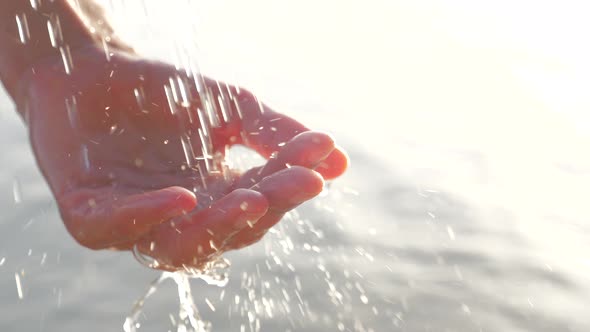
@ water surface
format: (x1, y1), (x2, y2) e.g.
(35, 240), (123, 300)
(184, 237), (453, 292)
(1, 1), (590, 331)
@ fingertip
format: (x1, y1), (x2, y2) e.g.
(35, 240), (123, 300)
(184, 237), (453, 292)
(144, 186), (197, 219)
(292, 131), (335, 148)
(307, 169), (326, 196)
(163, 186), (197, 210)
(252, 166), (325, 211)
(315, 146), (349, 180)
(231, 188), (269, 216)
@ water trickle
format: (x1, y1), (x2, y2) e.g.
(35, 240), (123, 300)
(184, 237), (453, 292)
(125, 253), (230, 332)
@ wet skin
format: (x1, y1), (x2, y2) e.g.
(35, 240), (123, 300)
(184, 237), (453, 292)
(20, 44), (348, 271)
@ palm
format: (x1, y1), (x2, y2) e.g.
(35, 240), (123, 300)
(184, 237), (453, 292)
(22, 45), (347, 270)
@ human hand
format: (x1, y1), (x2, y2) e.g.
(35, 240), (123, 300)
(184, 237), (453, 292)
(20, 44), (348, 271)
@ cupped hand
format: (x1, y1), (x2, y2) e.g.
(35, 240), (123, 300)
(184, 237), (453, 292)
(20, 44), (348, 271)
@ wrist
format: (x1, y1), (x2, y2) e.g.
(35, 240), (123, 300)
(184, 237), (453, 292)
(0, 0), (132, 117)
(1, 1), (94, 103)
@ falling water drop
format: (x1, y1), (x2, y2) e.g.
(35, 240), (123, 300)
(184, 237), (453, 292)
(196, 108), (210, 138)
(47, 15), (64, 48)
(102, 38), (111, 61)
(180, 134), (196, 167)
(12, 178), (22, 204)
(198, 128), (214, 173)
(29, 0), (40, 10)
(203, 88), (221, 128)
(15, 13), (31, 44)
(176, 75), (192, 108)
(65, 95), (79, 129)
(256, 97), (265, 115)
(59, 45), (74, 75)
(134, 87), (147, 112)
(15, 273), (23, 299)
(164, 84), (179, 115)
(80, 144), (90, 172)
(168, 77), (180, 104)
(217, 94), (231, 124)
(446, 225), (456, 241)
(216, 81), (232, 123)
(192, 70), (205, 95)
(233, 97), (244, 120)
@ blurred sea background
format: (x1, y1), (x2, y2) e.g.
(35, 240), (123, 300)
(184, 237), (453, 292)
(1, 0), (590, 331)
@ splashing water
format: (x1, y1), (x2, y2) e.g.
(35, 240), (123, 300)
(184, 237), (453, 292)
(124, 255), (230, 332)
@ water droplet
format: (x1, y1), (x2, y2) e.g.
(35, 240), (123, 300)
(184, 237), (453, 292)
(180, 134), (196, 167)
(232, 97), (243, 120)
(102, 38), (111, 61)
(176, 75), (191, 108)
(15, 13), (30, 44)
(205, 298), (216, 312)
(65, 95), (79, 129)
(240, 202), (249, 211)
(461, 303), (471, 314)
(133, 87), (147, 112)
(30, 0), (40, 10)
(164, 84), (178, 115)
(80, 144), (90, 172)
(198, 128), (214, 172)
(88, 198), (97, 208)
(47, 14), (63, 48)
(218, 94), (231, 123)
(446, 225), (456, 240)
(12, 178), (22, 204)
(358, 292), (370, 305)
(15, 273), (23, 299)
(59, 45), (74, 75)
(203, 88), (221, 128)
(256, 97), (265, 115)
(134, 158), (144, 168)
